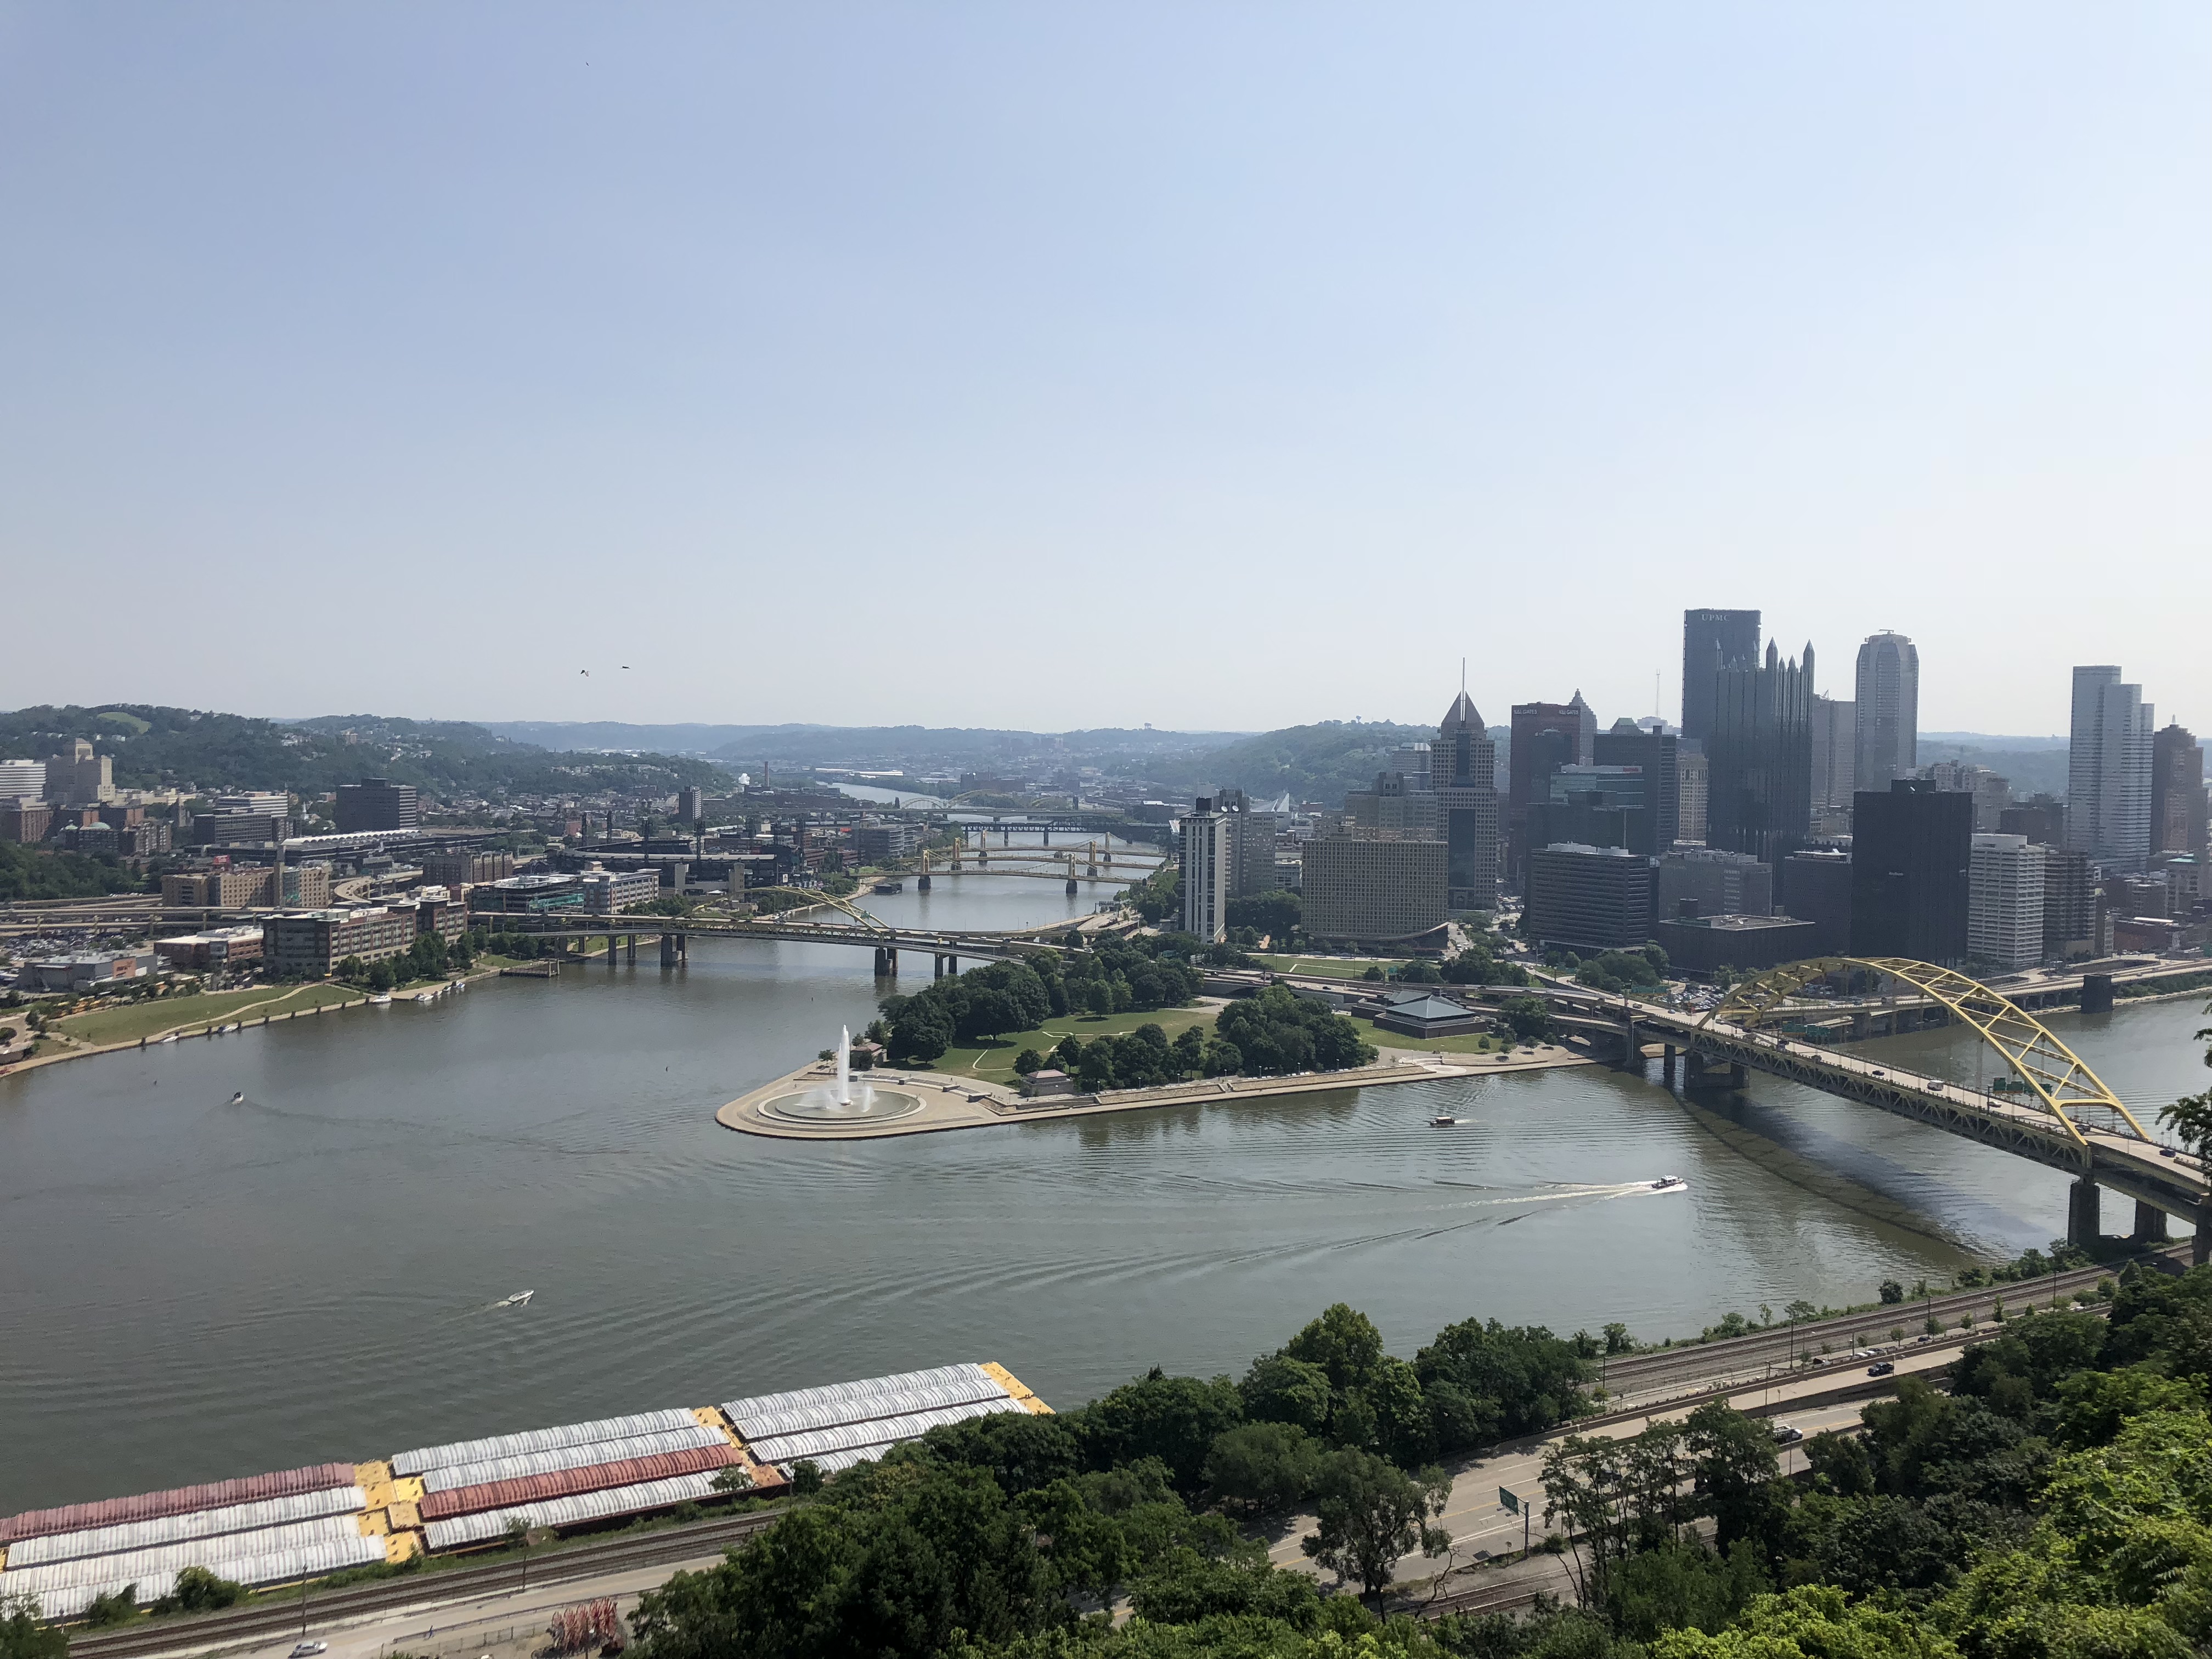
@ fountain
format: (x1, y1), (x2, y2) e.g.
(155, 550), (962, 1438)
(758, 1024), (924, 1125)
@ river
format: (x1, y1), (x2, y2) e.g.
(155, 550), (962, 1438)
(1, 874), (2203, 1511)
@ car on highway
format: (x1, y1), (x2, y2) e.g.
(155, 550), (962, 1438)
(1867, 1361), (1896, 1376)
(1770, 1423), (1804, 1444)
(291, 1645), (328, 1657)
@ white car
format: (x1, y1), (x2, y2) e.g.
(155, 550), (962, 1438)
(291, 1645), (329, 1658)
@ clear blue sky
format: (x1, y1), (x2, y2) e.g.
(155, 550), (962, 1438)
(3, 4), (2205, 737)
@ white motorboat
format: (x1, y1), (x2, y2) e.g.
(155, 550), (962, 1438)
(494, 1290), (535, 1308)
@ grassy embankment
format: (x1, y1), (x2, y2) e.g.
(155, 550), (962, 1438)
(1254, 954), (1408, 979)
(45, 983), (368, 1048)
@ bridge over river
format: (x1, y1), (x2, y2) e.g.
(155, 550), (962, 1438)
(1523, 956), (2209, 1259)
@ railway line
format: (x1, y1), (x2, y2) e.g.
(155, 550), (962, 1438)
(65, 1509), (779, 1659)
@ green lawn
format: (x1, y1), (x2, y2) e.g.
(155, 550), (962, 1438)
(903, 1004), (1220, 1085)
(50, 983), (366, 1047)
(1255, 955), (1409, 980)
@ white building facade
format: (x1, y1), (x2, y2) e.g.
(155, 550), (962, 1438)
(1969, 832), (2045, 970)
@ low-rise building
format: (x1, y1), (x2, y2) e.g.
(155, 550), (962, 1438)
(420, 851), (517, 889)
(1370, 994), (1487, 1038)
(581, 865), (661, 913)
(191, 812), (292, 846)
(262, 908), (418, 978)
(1657, 848), (1772, 919)
(1526, 844), (1658, 952)
(163, 866), (281, 908)
(471, 873), (590, 914)
(25, 950), (155, 991)
(153, 927), (266, 970)
(1651, 910), (1819, 977)
(854, 822), (921, 864)
(1022, 1069), (1077, 1098)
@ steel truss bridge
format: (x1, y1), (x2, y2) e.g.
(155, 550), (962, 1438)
(475, 888), (1082, 975)
(1534, 956), (2207, 1255)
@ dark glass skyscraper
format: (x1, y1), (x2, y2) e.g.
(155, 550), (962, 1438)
(1436, 691), (1499, 908)
(1706, 641), (1814, 867)
(1850, 779), (1971, 965)
(1681, 609), (1761, 745)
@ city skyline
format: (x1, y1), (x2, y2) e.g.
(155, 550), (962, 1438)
(1, 6), (2207, 732)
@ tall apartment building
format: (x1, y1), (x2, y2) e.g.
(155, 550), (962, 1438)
(1525, 844), (1658, 952)
(1808, 696), (1856, 812)
(1387, 743), (1433, 790)
(2067, 667), (2153, 872)
(1178, 798), (1231, 943)
(334, 777), (422, 833)
(42, 739), (114, 804)
(0, 759), (44, 803)
(1677, 748), (1708, 844)
(1436, 691), (1500, 907)
(1853, 632), (1919, 789)
(1851, 780), (1971, 965)
(1706, 640), (1814, 867)
(1301, 836), (1448, 946)
(1214, 789), (1284, 896)
(1968, 833), (2045, 970)
(1681, 610), (1761, 746)
(2150, 724), (2208, 860)
(2041, 847), (2100, 962)
(1592, 718), (1680, 849)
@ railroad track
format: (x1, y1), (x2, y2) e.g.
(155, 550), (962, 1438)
(1595, 1244), (2186, 1400)
(67, 1509), (781, 1659)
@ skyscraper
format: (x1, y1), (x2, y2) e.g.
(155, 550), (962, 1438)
(1681, 610), (1761, 746)
(2067, 667), (2154, 872)
(1177, 798), (1230, 942)
(1852, 779), (1971, 965)
(1809, 695), (1856, 812)
(2151, 724), (2208, 860)
(1436, 690), (1499, 909)
(1706, 640), (1814, 867)
(1592, 716), (1680, 848)
(1968, 833), (2045, 970)
(1853, 632), (1918, 789)
(1508, 699), (1592, 883)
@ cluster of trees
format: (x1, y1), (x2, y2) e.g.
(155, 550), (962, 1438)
(0, 704), (730, 800)
(0, 842), (148, 902)
(1011, 984), (1377, 1088)
(879, 940), (1216, 1064)
(1216, 986), (1375, 1075)
(1226, 891), (1301, 946)
(617, 1300), (1590, 1659)
(1441, 934), (1530, 989)
(333, 932), (473, 992)
(1562, 947), (1668, 995)
(1532, 1263), (2212, 1659)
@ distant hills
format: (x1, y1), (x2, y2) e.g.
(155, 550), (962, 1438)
(0, 706), (731, 799)
(477, 721), (1239, 764)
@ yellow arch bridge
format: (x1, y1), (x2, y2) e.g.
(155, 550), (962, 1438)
(1538, 956), (2206, 1259)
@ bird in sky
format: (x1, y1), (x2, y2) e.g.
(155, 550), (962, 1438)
(579, 669), (590, 676)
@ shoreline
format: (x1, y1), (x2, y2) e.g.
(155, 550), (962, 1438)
(715, 1044), (1595, 1141)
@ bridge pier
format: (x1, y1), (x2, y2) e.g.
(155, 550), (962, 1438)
(2132, 1199), (2169, 1244)
(626, 934), (636, 964)
(873, 946), (898, 977)
(917, 874), (931, 891)
(606, 933), (617, 969)
(1662, 1044), (1677, 1086)
(2067, 1177), (2102, 1251)
(661, 932), (687, 969)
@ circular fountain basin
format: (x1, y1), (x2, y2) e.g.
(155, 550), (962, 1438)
(758, 1082), (926, 1125)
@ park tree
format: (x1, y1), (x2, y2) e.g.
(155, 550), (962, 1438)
(1301, 1447), (1453, 1610)
(1203, 1421), (1322, 1515)
(0, 1597), (69, 1659)
(1079, 1369), (1245, 1494)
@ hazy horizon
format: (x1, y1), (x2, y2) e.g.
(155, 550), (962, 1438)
(3, 5), (2205, 736)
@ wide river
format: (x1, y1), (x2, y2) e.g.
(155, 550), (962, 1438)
(1, 871), (2204, 1511)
